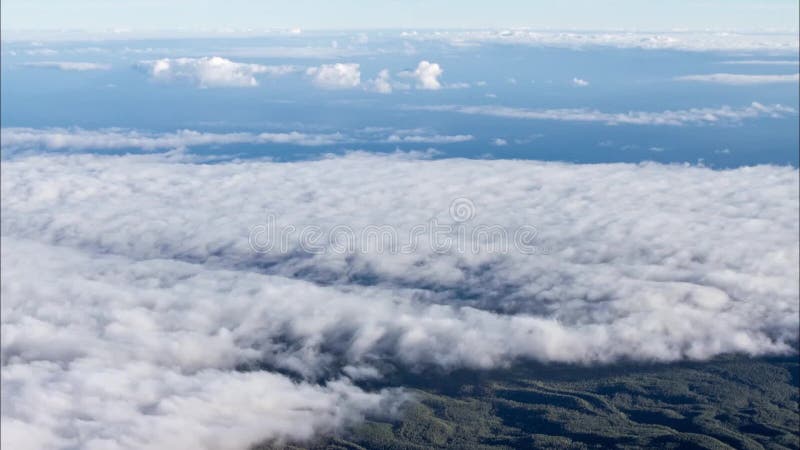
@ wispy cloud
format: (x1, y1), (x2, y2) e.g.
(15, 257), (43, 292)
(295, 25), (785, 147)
(23, 61), (111, 71)
(406, 30), (800, 53)
(675, 73), (800, 85)
(1, 127), (346, 151)
(0, 127), (476, 152)
(572, 77), (589, 87)
(384, 133), (473, 144)
(407, 102), (796, 126)
(720, 60), (799, 66)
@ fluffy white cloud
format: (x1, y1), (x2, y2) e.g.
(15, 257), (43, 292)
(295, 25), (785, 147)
(2, 152), (798, 447)
(491, 138), (508, 146)
(408, 60), (443, 90)
(0, 127), (345, 152)
(305, 63), (361, 89)
(410, 102), (796, 126)
(675, 73), (800, 85)
(140, 56), (297, 88)
(572, 77), (589, 86)
(22, 61), (111, 71)
(365, 68), (393, 93)
(1, 238), (403, 450)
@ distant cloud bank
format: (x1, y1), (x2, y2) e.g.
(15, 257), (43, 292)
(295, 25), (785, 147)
(410, 102), (796, 126)
(405, 30), (800, 53)
(675, 72), (800, 85)
(0, 127), (476, 152)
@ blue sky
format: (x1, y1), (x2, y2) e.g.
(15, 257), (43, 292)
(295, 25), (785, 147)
(2, 30), (798, 167)
(2, 0), (799, 33)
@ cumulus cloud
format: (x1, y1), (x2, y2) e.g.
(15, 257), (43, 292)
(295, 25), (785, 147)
(572, 77), (589, 86)
(23, 61), (111, 71)
(0, 127), (345, 152)
(409, 102), (796, 126)
(403, 60), (443, 90)
(365, 68), (393, 93)
(305, 63), (361, 89)
(140, 56), (297, 88)
(2, 152), (798, 447)
(491, 138), (508, 146)
(675, 73), (800, 85)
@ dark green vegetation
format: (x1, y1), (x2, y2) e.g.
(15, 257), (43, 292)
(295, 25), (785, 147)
(259, 355), (799, 450)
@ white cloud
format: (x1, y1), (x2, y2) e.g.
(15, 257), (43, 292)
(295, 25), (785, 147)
(365, 68), (393, 94)
(675, 73), (800, 85)
(572, 77), (589, 86)
(24, 48), (58, 56)
(385, 133), (473, 144)
(409, 30), (799, 53)
(305, 63), (361, 89)
(2, 152), (798, 447)
(721, 60), (799, 66)
(491, 138), (508, 146)
(1, 238), (404, 450)
(23, 61), (111, 71)
(409, 102), (796, 126)
(140, 56), (297, 88)
(406, 60), (443, 90)
(0, 128), (345, 152)
(446, 82), (471, 89)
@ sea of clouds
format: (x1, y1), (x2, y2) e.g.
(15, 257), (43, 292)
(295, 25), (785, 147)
(2, 151), (798, 449)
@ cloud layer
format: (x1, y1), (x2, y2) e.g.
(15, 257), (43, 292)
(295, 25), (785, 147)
(141, 56), (297, 87)
(410, 102), (796, 126)
(2, 238), (403, 450)
(2, 152), (798, 448)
